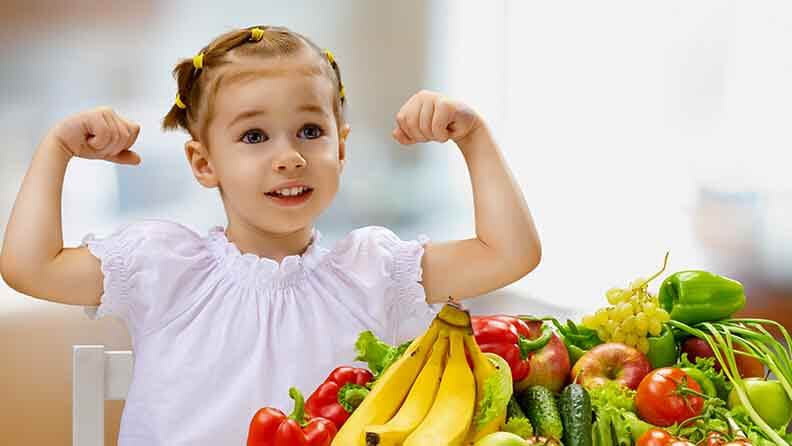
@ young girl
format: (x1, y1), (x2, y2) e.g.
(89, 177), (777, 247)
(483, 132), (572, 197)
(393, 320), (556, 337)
(0, 25), (541, 445)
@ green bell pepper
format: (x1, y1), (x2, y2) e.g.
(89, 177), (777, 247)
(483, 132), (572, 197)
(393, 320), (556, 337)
(545, 318), (602, 367)
(658, 271), (746, 324)
(561, 336), (587, 367)
(646, 326), (678, 369)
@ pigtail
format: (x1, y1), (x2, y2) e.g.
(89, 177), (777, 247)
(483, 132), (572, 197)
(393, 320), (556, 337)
(161, 57), (199, 132)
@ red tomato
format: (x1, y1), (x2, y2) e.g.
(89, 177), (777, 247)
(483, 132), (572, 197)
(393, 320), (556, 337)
(704, 432), (725, 446)
(635, 368), (705, 427)
(637, 428), (675, 446)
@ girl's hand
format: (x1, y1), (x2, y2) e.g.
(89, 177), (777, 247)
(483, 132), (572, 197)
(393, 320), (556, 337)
(393, 90), (481, 145)
(48, 107), (142, 165)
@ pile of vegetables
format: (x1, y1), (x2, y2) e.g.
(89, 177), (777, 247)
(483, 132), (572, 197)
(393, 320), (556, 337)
(246, 258), (792, 446)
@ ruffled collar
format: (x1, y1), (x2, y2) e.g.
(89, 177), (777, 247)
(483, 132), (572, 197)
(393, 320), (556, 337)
(206, 226), (328, 288)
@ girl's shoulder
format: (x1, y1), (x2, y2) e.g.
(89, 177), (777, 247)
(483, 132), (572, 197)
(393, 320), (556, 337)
(333, 225), (429, 249)
(81, 218), (211, 262)
(326, 225), (429, 275)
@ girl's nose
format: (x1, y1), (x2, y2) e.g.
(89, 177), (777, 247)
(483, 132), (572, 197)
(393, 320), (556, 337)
(272, 150), (307, 172)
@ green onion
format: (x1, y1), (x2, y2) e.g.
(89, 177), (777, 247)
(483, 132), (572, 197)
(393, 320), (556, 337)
(668, 318), (792, 446)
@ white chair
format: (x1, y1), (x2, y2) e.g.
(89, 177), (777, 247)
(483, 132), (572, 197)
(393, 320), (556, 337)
(72, 345), (134, 446)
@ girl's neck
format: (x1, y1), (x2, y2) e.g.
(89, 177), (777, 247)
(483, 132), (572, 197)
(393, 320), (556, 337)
(224, 222), (315, 264)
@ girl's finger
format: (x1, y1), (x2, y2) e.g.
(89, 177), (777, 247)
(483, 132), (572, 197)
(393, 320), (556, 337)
(106, 112), (131, 156)
(98, 108), (121, 154)
(108, 149), (142, 165)
(431, 99), (453, 143)
(118, 116), (141, 151)
(85, 110), (113, 152)
(395, 102), (411, 141)
(392, 125), (414, 145)
(404, 95), (426, 142)
(418, 98), (435, 141)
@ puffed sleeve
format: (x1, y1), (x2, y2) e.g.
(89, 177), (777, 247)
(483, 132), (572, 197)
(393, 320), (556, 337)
(80, 219), (213, 339)
(331, 226), (440, 343)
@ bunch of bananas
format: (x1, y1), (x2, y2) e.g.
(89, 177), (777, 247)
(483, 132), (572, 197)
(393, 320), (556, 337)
(331, 305), (513, 446)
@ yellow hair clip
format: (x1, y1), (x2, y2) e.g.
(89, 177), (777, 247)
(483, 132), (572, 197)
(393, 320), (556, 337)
(324, 49), (336, 65)
(193, 52), (204, 70)
(339, 85), (345, 100)
(175, 93), (187, 110)
(250, 27), (265, 42)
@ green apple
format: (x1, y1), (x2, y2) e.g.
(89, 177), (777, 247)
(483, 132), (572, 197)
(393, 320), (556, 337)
(728, 378), (792, 430)
(473, 431), (529, 446)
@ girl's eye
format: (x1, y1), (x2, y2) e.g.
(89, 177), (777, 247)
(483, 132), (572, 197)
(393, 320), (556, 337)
(241, 129), (268, 144)
(299, 124), (323, 140)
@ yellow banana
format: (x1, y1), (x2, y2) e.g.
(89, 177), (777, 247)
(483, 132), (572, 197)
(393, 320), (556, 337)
(464, 333), (513, 444)
(437, 303), (472, 331)
(331, 321), (441, 446)
(403, 329), (476, 446)
(364, 333), (449, 446)
(463, 333), (500, 443)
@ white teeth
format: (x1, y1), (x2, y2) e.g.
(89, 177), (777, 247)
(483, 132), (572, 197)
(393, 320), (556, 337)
(273, 186), (308, 196)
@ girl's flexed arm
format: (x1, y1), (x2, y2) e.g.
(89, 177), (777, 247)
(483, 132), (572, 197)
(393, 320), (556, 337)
(393, 91), (541, 303)
(0, 107), (141, 305)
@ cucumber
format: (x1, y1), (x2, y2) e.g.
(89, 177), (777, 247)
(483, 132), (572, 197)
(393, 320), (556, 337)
(559, 384), (593, 446)
(519, 385), (564, 441)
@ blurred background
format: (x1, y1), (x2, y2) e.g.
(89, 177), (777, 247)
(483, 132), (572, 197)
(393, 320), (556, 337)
(1, 0), (791, 444)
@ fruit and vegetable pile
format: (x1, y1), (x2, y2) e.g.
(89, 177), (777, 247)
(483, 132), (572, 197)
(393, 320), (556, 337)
(247, 259), (792, 446)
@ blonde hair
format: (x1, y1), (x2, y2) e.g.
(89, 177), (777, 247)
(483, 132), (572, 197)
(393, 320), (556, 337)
(162, 25), (346, 143)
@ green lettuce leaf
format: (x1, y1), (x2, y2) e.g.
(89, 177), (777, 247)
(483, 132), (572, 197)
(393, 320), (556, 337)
(677, 352), (733, 400)
(589, 380), (636, 412)
(353, 331), (411, 380)
(474, 353), (513, 429)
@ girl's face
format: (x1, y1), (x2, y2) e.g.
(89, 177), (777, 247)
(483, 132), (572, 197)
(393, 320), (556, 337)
(187, 51), (349, 236)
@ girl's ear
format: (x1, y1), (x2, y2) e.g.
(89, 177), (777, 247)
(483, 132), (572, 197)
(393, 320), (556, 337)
(184, 140), (220, 188)
(338, 124), (351, 165)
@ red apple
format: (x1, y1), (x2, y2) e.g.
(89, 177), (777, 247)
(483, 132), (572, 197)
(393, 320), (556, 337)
(681, 337), (764, 378)
(571, 343), (652, 390)
(514, 319), (571, 393)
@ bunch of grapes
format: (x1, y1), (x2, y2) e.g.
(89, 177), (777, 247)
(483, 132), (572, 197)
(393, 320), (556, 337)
(581, 277), (671, 354)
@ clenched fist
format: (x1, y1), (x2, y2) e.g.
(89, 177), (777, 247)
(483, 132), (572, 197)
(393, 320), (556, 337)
(48, 107), (142, 165)
(393, 90), (481, 145)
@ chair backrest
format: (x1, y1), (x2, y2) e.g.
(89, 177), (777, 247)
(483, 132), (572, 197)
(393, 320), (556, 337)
(73, 345), (134, 446)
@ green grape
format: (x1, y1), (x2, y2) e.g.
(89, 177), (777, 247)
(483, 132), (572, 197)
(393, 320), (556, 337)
(593, 309), (609, 326)
(611, 328), (626, 343)
(625, 333), (639, 348)
(606, 288), (624, 304)
(581, 314), (597, 329)
(621, 315), (636, 332)
(637, 337), (650, 354)
(605, 319), (618, 334)
(648, 319), (663, 336)
(657, 310), (671, 323)
(634, 313), (649, 335)
(616, 302), (633, 320)
(597, 328), (610, 342)
(642, 301), (657, 314)
(629, 277), (646, 290)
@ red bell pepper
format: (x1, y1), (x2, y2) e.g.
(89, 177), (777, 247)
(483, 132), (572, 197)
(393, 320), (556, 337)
(471, 315), (552, 382)
(247, 387), (337, 446)
(305, 366), (372, 430)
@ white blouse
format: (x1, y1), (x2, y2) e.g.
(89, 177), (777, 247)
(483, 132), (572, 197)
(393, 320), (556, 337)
(81, 219), (439, 446)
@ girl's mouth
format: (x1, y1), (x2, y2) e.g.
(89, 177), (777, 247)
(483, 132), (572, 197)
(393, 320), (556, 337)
(265, 186), (314, 206)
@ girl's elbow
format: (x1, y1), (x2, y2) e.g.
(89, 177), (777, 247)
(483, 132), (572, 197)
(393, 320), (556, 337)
(516, 243), (542, 277)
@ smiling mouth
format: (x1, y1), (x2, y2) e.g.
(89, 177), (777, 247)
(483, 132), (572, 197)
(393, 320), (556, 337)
(264, 186), (315, 206)
(265, 186), (314, 198)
